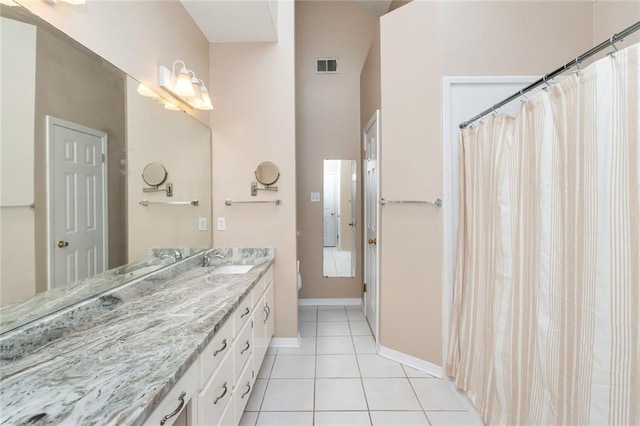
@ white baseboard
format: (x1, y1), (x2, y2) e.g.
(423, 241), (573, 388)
(269, 334), (302, 348)
(298, 298), (362, 306)
(377, 344), (444, 379)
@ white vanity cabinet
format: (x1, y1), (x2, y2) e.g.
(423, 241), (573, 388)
(147, 266), (275, 426)
(193, 266), (274, 426)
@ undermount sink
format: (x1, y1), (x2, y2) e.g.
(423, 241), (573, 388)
(210, 264), (254, 275)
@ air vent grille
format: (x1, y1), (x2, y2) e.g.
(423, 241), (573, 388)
(315, 58), (338, 74)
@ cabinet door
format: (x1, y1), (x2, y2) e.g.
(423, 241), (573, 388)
(252, 293), (267, 371)
(143, 362), (198, 426)
(197, 351), (233, 425)
(233, 318), (253, 383)
(264, 283), (275, 345)
(233, 357), (255, 422)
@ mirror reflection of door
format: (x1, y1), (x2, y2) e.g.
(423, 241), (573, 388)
(323, 159), (356, 278)
(49, 117), (108, 289)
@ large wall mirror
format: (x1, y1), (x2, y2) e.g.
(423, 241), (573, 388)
(0, 3), (212, 331)
(323, 159), (357, 278)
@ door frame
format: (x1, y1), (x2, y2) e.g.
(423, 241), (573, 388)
(441, 77), (537, 366)
(363, 109), (381, 341)
(46, 116), (108, 290)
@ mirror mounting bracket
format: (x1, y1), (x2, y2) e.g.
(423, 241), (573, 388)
(143, 182), (173, 197)
(251, 181), (278, 196)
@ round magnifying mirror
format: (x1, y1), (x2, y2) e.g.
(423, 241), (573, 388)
(142, 163), (168, 187)
(255, 161), (280, 186)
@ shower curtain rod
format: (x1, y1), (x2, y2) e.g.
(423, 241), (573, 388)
(459, 20), (640, 129)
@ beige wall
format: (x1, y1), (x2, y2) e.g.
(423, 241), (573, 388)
(126, 78), (212, 261)
(17, 0), (210, 126)
(296, 1), (376, 299)
(0, 17), (36, 306)
(210, 2), (298, 338)
(377, 1), (636, 367)
(360, 24), (381, 131)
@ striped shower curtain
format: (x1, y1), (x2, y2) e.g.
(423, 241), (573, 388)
(446, 44), (639, 425)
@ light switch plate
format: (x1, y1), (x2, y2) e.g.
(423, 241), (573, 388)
(217, 217), (226, 231)
(310, 192), (320, 202)
(198, 217), (208, 231)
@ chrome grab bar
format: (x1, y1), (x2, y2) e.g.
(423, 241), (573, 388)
(225, 199), (282, 206)
(380, 198), (442, 207)
(0, 203), (35, 209)
(139, 200), (199, 207)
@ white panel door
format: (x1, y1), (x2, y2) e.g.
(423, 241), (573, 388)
(49, 118), (107, 288)
(363, 110), (380, 339)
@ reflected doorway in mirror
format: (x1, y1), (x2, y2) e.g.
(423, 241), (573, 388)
(322, 159), (357, 278)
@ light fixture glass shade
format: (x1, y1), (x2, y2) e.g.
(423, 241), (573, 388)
(197, 87), (214, 110)
(62, 0), (86, 4)
(189, 77), (202, 105)
(136, 84), (159, 98)
(173, 67), (196, 97)
(164, 101), (180, 111)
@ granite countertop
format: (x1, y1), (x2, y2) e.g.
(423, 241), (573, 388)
(0, 248), (274, 425)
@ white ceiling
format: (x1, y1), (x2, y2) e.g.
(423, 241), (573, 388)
(180, 1), (279, 43)
(181, 0), (393, 43)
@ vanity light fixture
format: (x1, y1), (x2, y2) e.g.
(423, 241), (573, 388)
(158, 60), (213, 111)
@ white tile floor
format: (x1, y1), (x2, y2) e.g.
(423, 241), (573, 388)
(241, 305), (483, 426)
(323, 248), (352, 277)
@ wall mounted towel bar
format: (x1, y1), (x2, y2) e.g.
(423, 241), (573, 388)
(0, 203), (35, 209)
(225, 199), (282, 206)
(380, 198), (442, 207)
(139, 200), (199, 207)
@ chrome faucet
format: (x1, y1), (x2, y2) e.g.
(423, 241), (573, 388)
(203, 249), (224, 267)
(172, 249), (183, 260)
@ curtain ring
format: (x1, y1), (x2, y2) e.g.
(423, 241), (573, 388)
(574, 56), (581, 74)
(542, 75), (551, 90)
(491, 106), (498, 117)
(610, 35), (619, 51)
(519, 89), (528, 101)
(609, 35), (619, 57)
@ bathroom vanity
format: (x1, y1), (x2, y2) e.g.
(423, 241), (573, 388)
(0, 248), (275, 426)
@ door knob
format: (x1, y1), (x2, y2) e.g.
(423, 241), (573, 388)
(57, 240), (69, 248)
(368, 238), (377, 245)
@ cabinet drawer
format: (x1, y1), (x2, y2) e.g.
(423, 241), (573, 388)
(233, 357), (255, 422)
(200, 318), (233, 385)
(197, 351), (234, 426)
(143, 361), (199, 426)
(233, 294), (253, 336)
(233, 319), (253, 382)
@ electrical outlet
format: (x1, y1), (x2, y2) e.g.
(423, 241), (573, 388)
(217, 217), (226, 231)
(198, 217), (208, 231)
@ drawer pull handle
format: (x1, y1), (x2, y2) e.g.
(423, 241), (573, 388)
(213, 339), (228, 357)
(159, 391), (186, 425)
(263, 306), (268, 323)
(241, 382), (252, 399)
(241, 307), (250, 318)
(213, 382), (228, 405)
(264, 304), (271, 323)
(240, 340), (251, 354)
